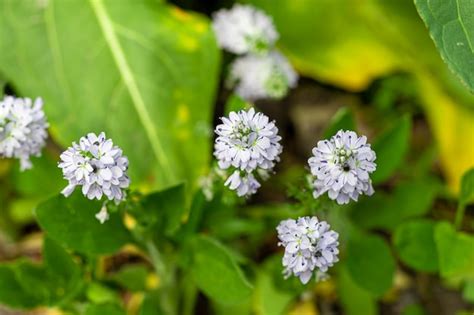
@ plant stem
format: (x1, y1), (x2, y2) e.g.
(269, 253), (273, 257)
(181, 274), (197, 315)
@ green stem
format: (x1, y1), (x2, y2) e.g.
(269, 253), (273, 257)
(454, 203), (465, 230)
(181, 275), (197, 315)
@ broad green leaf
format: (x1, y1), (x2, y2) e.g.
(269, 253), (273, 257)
(371, 115), (411, 183)
(14, 260), (51, 305)
(393, 219), (438, 272)
(347, 233), (395, 297)
(85, 303), (126, 315)
(43, 237), (82, 302)
(11, 152), (63, 198)
(350, 177), (440, 230)
(323, 107), (356, 139)
(337, 264), (377, 315)
(0, 265), (43, 309)
(460, 168), (474, 206)
(435, 222), (474, 279)
(190, 235), (253, 304)
(414, 0), (474, 92)
(35, 192), (132, 255)
(0, 0), (220, 190)
(140, 183), (186, 237)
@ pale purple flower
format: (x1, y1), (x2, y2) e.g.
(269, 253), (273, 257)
(212, 4), (278, 55)
(0, 96), (48, 170)
(308, 130), (376, 205)
(58, 132), (130, 203)
(277, 216), (339, 284)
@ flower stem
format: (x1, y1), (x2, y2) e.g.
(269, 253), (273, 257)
(454, 203), (465, 230)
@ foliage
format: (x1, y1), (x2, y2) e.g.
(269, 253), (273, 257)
(0, 0), (473, 314)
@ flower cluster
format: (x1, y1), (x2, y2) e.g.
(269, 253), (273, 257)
(212, 4), (297, 100)
(308, 130), (376, 205)
(0, 96), (48, 170)
(58, 132), (130, 203)
(277, 216), (339, 284)
(214, 108), (282, 197)
(228, 51), (298, 101)
(212, 4), (278, 55)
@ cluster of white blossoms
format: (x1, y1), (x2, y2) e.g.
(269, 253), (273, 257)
(277, 216), (339, 284)
(308, 130), (377, 205)
(212, 4), (297, 101)
(0, 96), (48, 170)
(228, 51), (298, 101)
(214, 108), (282, 197)
(212, 4), (278, 55)
(58, 132), (130, 204)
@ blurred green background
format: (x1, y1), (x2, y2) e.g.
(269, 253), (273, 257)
(0, 0), (473, 314)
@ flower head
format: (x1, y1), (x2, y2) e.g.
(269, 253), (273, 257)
(0, 96), (48, 170)
(58, 132), (130, 203)
(277, 216), (339, 284)
(308, 130), (376, 204)
(214, 108), (282, 197)
(212, 4), (278, 55)
(228, 51), (298, 101)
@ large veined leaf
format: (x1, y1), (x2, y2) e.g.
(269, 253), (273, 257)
(0, 0), (220, 190)
(414, 0), (474, 93)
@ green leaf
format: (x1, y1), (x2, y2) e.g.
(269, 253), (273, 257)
(393, 219), (438, 272)
(190, 235), (253, 304)
(225, 94), (250, 115)
(337, 264), (377, 315)
(253, 257), (294, 315)
(414, 0), (474, 92)
(0, 265), (43, 309)
(110, 264), (149, 292)
(85, 303), (126, 315)
(347, 233), (395, 297)
(35, 192), (132, 255)
(402, 303), (426, 315)
(323, 107), (356, 139)
(0, 0), (220, 189)
(463, 280), (474, 303)
(140, 293), (165, 315)
(141, 183), (186, 236)
(372, 115), (411, 183)
(435, 222), (474, 279)
(459, 168), (474, 206)
(350, 177), (440, 230)
(86, 283), (121, 305)
(43, 237), (82, 302)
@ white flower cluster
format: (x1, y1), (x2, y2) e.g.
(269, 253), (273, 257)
(59, 132), (130, 203)
(277, 216), (339, 284)
(212, 4), (278, 55)
(0, 96), (48, 170)
(308, 130), (376, 205)
(214, 108), (282, 197)
(228, 51), (298, 101)
(212, 4), (297, 101)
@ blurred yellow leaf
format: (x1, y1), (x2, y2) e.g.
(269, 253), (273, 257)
(416, 74), (474, 193)
(287, 299), (319, 315)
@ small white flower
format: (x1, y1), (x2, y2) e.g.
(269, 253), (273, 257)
(277, 216), (339, 284)
(308, 130), (377, 205)
(212, 4), (278, 55)
(214, 108), (282, 197)
(228, 51), (298, 101)
(95, 204), (109, 224)
(58, 132), (130, 203)
(0, 96), (48, 170)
